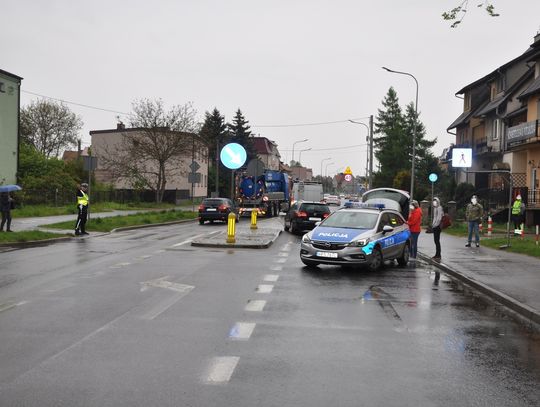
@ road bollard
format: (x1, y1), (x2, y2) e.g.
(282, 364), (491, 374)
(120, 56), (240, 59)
(250, 209), (258, 230)
(479, 221), (483, 234)
(226, 212), (236, 243)
(487, 216), (492, 239)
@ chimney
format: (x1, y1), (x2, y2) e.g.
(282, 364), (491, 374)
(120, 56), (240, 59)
(117, 121), (125, 130)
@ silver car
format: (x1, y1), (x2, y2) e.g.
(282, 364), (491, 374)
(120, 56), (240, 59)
(300, 206), (411, 271)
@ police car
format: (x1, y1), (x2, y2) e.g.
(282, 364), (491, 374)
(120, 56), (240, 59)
(299, 202), (411, 271)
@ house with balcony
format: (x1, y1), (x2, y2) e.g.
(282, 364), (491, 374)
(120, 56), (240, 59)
(446, 32), (540, 224)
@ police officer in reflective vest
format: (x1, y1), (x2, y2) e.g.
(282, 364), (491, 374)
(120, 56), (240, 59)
(75, 183), (89, 236)
(511, 194), (525, 232)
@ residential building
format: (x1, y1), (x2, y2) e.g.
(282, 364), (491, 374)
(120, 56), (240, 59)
(289, 165), (313, 181)
(90, 123), (208, 200)
(446, 32), (540, 224)
(0, 69), (22, 185)
(252, 137), (281, 171)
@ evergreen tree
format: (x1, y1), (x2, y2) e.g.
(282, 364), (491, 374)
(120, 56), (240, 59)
(373, 87), (407, 187)
(199, 108), (228, 196)
(227, 109), (256, 161)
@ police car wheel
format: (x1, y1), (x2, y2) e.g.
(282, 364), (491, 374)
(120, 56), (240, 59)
(290, 220), (297, 234)
(368, 248), (383, 272)
(301, 259), (319, 268)
(397, 244), (410, 267)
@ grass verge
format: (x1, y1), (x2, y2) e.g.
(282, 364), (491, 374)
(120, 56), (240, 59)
(12, 202), (180, 218)
(443, 221), (540, 258)
(42, 209), (198, 232)
(0, 230), (70, 243)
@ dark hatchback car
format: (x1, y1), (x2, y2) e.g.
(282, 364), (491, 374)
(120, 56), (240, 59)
(284, 201), (331, 234)
(198, 198), (239, 224)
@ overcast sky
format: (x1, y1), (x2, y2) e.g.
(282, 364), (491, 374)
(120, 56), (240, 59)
(3, 0), (540, 177)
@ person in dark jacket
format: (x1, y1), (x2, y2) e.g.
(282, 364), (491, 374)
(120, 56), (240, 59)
(465, 195), (483, 247)
(0, 192), (14, 232)
(74, 183), (89, 236)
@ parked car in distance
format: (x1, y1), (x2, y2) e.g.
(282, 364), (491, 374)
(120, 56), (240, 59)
(284, 201), (331, 234)
(323, 195), (340, 206)
(300, 203), (411, 271)
(198, 198), (239, 224)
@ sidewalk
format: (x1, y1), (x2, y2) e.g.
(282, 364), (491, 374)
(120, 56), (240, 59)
(11, 206), (195, 233)
(418, 231), (540, 326)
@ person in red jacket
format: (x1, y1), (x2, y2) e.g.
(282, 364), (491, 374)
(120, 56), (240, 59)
(407, 200), (422, 260)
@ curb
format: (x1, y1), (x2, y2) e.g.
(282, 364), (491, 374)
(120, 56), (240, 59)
(110, 218), (197, 233)
(418, 252), (540, 326)
(191, 229), (282, 249)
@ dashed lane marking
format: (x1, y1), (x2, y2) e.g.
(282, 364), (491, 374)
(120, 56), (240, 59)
(245, 300), (266, 312)
(277, 252), (289, 257)
(264, 274), (279, 282)
(274, 258), (287, 264)
(172, 231), (220, 247)
(256, 284), (274, 293)
(110, 262), (131, 269)
(228, 322), (256, 340)
(269, 265), (283, 271)
(0, 301), (27, 313)
(204, 357), (240, 384)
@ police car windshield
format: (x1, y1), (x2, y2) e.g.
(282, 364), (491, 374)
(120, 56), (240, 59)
(321, 211), (378, 229)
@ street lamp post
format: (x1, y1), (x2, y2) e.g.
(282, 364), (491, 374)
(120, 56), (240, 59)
(382, 67), (419, 200)
(349, 119), (371, 188)
(298, 148), (311, 164)
(325, 162), (335, 177)
(320, 157), (332, 178)
(292, 138), (308, 164)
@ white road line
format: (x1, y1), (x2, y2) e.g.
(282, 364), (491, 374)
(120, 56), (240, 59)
(228, 322), (256, 340)
(110, 262), (131, 269)
(281, 245), (291, 252)
(256, 284), (274, 293)
(269, 265), (283, 271)
(205, 357), (240, 384)
(245, 300), (266, 312)
(140, 291), (191, 320)
(154, 249), (166, 254)
(277, 252), (289, 257)
(274, 258), (287, 263)
(0, 301), (27, 313)
(172, 231), (220, 247)
(264, 274), (279, 282)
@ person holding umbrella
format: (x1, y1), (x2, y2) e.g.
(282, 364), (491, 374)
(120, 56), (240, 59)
(0, 192), (14, 232)
(0, 185), (21, 232)
(74, 183), (89, 236)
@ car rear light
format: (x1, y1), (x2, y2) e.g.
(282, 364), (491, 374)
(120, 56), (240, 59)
(323, 213), (330, 218)
(295, 211), (308, 218)
(218, 204), (229, 212)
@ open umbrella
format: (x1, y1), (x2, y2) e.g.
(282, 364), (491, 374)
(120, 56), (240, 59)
(0, 184), (22, 193)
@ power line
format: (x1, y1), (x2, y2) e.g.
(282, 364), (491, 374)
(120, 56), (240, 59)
(252, 117), (371, 128)
(280, 143), (367, 152)
(21, 90), (130, 115)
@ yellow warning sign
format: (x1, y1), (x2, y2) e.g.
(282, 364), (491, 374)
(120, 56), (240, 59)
(344, 166), (353, 175)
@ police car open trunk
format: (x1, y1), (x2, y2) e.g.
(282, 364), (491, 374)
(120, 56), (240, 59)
(361, 188), (410, 218)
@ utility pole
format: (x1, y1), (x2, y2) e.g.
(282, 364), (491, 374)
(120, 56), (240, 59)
(369, 114), (374, 190)
(215, 139), (219, 197)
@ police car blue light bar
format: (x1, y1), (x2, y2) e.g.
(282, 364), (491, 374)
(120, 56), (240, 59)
(343, 202), (385, 209)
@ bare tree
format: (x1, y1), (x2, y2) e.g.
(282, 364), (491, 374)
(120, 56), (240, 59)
(100, 99), (204, 203)
(20, 99), (83, 158)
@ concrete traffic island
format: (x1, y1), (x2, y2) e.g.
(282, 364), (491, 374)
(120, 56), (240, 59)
(191, 227), (282, 249)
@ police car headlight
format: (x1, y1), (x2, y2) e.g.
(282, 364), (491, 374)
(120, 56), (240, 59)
(348, 238), (369, 247)
(301, 234), (311, 243)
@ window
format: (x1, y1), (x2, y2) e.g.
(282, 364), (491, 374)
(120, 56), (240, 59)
(464, 93), (471, 111)
(492, 119), (504, 141)
(496, 75), (506, 93)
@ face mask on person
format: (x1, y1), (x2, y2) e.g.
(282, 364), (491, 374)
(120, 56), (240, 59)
(471, 198), (477, 205)
(432, 201), (438, 207)
(410, 205), (415, 211)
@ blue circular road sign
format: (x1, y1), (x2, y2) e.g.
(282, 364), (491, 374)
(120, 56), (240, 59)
(429, 173), (438, 183)
(220, 143), (247, 170)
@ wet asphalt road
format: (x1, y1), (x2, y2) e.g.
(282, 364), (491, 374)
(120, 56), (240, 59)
(0, 219), (539, 407)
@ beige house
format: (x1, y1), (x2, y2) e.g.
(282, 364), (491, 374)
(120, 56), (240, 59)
(446, 32), (540, 224)
(252, 137), (281, 170)
(90, 124), (208, 199)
